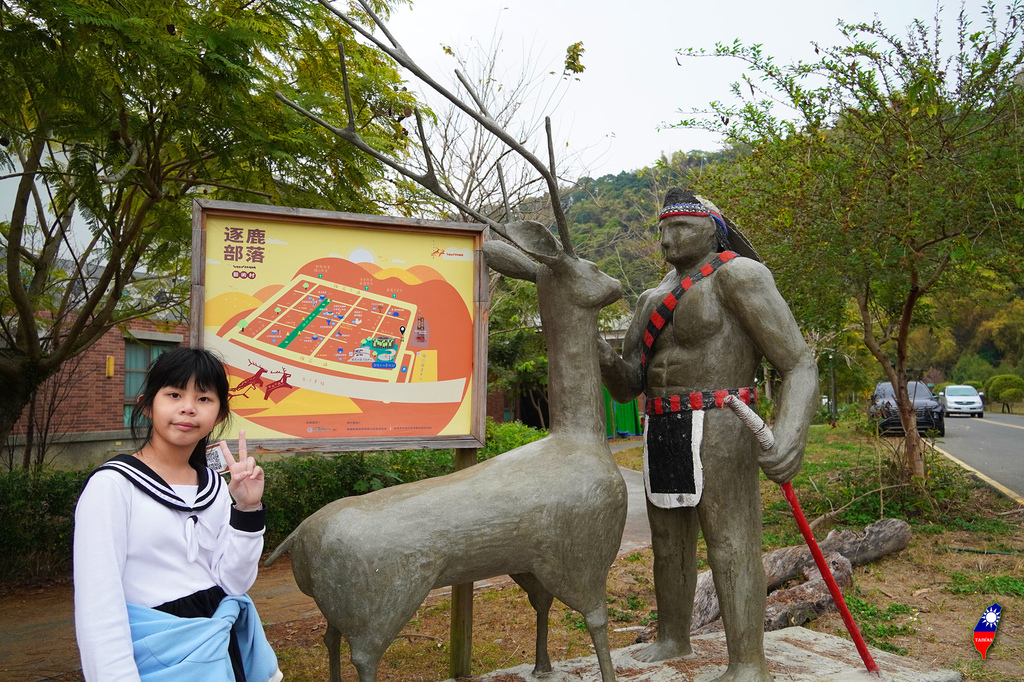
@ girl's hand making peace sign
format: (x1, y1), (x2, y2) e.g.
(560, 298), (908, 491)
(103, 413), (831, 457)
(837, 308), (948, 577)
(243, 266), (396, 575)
(219, 430), (265, 511)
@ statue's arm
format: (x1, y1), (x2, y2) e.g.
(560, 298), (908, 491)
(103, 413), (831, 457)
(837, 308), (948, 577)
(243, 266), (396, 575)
(720, 260), (819, 484)
(599, 290), (651, 403)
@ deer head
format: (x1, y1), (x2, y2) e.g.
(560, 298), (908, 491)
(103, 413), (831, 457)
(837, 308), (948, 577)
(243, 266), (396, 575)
(483, 221), (620, 311)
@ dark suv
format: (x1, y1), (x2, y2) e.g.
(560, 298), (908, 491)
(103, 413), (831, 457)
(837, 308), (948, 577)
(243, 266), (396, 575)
(869, 381), (945, 436)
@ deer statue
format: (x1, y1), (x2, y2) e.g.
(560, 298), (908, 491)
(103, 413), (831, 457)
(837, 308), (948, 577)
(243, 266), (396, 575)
(264, 3), (628, 682)
(266, 221), (626, 682)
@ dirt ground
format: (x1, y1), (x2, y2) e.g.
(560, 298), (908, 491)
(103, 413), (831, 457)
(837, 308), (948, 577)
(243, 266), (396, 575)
(814, 526), (1024, 681)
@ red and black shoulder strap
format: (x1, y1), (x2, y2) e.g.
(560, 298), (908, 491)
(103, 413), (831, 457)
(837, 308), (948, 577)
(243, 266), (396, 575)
(640, 251), (737, 371)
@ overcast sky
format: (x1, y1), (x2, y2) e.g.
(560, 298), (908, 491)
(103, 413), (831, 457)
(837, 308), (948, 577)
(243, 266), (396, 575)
(384, 0), (999, 177)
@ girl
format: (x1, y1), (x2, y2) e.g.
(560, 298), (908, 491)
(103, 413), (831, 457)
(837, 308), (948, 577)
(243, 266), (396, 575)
(73, 347), (281, 681)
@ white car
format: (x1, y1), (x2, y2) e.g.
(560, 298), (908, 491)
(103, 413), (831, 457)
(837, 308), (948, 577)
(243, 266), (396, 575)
(939, 385), (985, 418)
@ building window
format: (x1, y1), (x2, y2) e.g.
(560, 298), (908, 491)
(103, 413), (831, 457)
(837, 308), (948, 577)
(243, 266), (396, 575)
(123, 341), (176, 427)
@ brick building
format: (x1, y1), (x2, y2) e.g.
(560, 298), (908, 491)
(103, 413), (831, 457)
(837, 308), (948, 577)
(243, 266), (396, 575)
(7, 319), (188, 467)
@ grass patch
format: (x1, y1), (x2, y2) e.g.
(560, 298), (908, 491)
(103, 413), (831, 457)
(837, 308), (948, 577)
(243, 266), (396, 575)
(946, 573), (1024, 597)
(761, 424), (1020, 539)
(950, 659), (1023, 682)
(612, 444), (642, 471)
(843, 596), (918, 655)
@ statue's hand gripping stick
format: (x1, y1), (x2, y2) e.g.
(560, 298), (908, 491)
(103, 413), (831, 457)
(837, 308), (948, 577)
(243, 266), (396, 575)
(722, 394), (774, 451)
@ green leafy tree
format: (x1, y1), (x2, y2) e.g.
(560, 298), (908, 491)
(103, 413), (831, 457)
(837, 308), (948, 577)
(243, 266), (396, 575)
(486, 275), (549, 427)
(976, 298), (1024, 366)
(680, 3), (1024, 478)
(0, 0), (417, 451)
(566, 150), (743, 308)
(906, 325), (958, 378)
(950, 353), (998, 384)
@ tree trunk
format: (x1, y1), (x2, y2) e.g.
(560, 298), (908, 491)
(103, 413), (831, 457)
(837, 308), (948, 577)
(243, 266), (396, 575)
(693, 552), (854, 634)
(528, 389), (547, 430)
(635, 518), (911, 640)
(0, 373), (45, 468)
(895, 382), (925, 479)
(21, 395), (36, 470)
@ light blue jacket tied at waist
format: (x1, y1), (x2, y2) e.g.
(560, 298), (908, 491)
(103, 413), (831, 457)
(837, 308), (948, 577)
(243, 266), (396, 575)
(127, 594), (281, 682)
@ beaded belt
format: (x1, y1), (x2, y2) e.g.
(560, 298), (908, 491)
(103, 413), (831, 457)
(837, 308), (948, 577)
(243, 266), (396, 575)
(646, 387), (757, 415)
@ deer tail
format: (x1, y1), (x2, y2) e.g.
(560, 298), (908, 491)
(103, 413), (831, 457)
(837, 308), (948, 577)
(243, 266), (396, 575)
(263, 528), (299, 567)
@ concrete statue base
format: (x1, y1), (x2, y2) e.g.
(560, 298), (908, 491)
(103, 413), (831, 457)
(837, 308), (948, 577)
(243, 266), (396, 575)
(468, 627), (961, 682)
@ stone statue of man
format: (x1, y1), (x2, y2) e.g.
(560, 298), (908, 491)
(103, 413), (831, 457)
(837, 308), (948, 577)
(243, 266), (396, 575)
(600, 189), (819, 682)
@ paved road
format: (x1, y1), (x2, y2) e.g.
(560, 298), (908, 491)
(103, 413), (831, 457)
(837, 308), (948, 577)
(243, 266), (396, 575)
(933, 411), (1024, 503)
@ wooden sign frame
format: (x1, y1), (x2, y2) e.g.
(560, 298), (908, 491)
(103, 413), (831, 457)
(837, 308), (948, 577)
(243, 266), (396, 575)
(191, 199), (488, 452)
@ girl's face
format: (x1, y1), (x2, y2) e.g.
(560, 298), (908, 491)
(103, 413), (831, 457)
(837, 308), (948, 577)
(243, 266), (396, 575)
(145, 378), (224, 456)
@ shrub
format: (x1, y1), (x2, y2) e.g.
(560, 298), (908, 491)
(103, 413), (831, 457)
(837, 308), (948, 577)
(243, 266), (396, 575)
(0, 468), (89, 581)
(812, 405), (833, 425)
(985, 374), (1024, 411)
(0, 419), (550, 582)
(935, 380), (983, 395)
(480, 418), (547, 459)
(1001, 387), (1024, 405)
(262, 419), (546, 547)
(261, 453), (406, 546)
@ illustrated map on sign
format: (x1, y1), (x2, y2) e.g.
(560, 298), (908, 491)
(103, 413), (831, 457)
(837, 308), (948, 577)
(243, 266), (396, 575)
(203, 213), (476, 441)
(222, 275), (417, 381)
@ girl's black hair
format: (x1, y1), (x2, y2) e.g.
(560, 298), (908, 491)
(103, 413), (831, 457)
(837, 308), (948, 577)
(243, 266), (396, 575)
(130, 346), (231, 470)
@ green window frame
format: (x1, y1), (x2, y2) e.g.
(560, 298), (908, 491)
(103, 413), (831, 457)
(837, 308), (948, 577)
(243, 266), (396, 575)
(123, 341), (177, 427)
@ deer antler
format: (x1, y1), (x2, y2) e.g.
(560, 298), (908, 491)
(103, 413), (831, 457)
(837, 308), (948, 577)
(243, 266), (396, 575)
(275, 0), (576, 254)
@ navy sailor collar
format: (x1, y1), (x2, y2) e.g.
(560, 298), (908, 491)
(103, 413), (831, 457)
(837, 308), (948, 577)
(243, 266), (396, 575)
(89, 454), (223, 512)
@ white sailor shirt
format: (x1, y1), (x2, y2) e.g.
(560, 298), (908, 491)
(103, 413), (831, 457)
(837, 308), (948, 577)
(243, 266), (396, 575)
(73, 455), (265, 682)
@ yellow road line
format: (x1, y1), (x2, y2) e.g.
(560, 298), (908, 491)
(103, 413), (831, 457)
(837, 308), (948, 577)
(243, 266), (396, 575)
(932, 444), (1024, 506)
(973, 415), (1024, 431)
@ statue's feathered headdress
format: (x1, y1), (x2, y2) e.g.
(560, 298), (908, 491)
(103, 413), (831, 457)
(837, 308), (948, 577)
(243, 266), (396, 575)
(660, 188), (761, 262)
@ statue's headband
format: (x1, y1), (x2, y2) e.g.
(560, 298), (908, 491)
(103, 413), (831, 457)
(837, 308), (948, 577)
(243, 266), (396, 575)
(659, 202), (728, 237)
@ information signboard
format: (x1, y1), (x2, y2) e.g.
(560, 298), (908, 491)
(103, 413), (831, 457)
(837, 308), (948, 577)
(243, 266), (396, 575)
(191, 200), (488, 451)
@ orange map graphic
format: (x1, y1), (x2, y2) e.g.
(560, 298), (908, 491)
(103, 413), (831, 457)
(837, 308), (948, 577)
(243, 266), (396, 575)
(206, 256), (473, 439)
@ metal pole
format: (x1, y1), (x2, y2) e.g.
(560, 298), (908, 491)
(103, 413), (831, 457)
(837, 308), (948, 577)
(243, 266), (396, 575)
(829, 353), (838, 422)
(449, 447), (478, 678)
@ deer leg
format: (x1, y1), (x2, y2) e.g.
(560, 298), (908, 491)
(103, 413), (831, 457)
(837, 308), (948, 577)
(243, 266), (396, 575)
(345, 585), (432, 682)
(346, 631), (388, 682)
(324, 624), (344, 682)
(582, 606), (616, 682)
(511, 573), (554, 673)
(547, 574), (617, 682)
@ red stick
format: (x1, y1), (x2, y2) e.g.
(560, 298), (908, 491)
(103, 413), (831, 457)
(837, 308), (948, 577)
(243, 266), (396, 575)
(781, 482), (880, 675)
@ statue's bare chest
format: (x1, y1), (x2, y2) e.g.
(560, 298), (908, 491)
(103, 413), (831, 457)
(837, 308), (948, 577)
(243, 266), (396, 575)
(651, 281), (726, 351)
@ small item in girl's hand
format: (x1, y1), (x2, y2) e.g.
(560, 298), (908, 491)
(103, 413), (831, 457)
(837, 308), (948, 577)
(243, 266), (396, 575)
(205, 443), (229, 473)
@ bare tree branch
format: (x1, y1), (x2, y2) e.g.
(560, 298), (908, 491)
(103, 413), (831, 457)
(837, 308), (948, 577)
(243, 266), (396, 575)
(309, 0), (572, 242)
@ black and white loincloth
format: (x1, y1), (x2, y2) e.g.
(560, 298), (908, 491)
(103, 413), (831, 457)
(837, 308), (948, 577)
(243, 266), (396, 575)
(643, 387), (757, 508)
